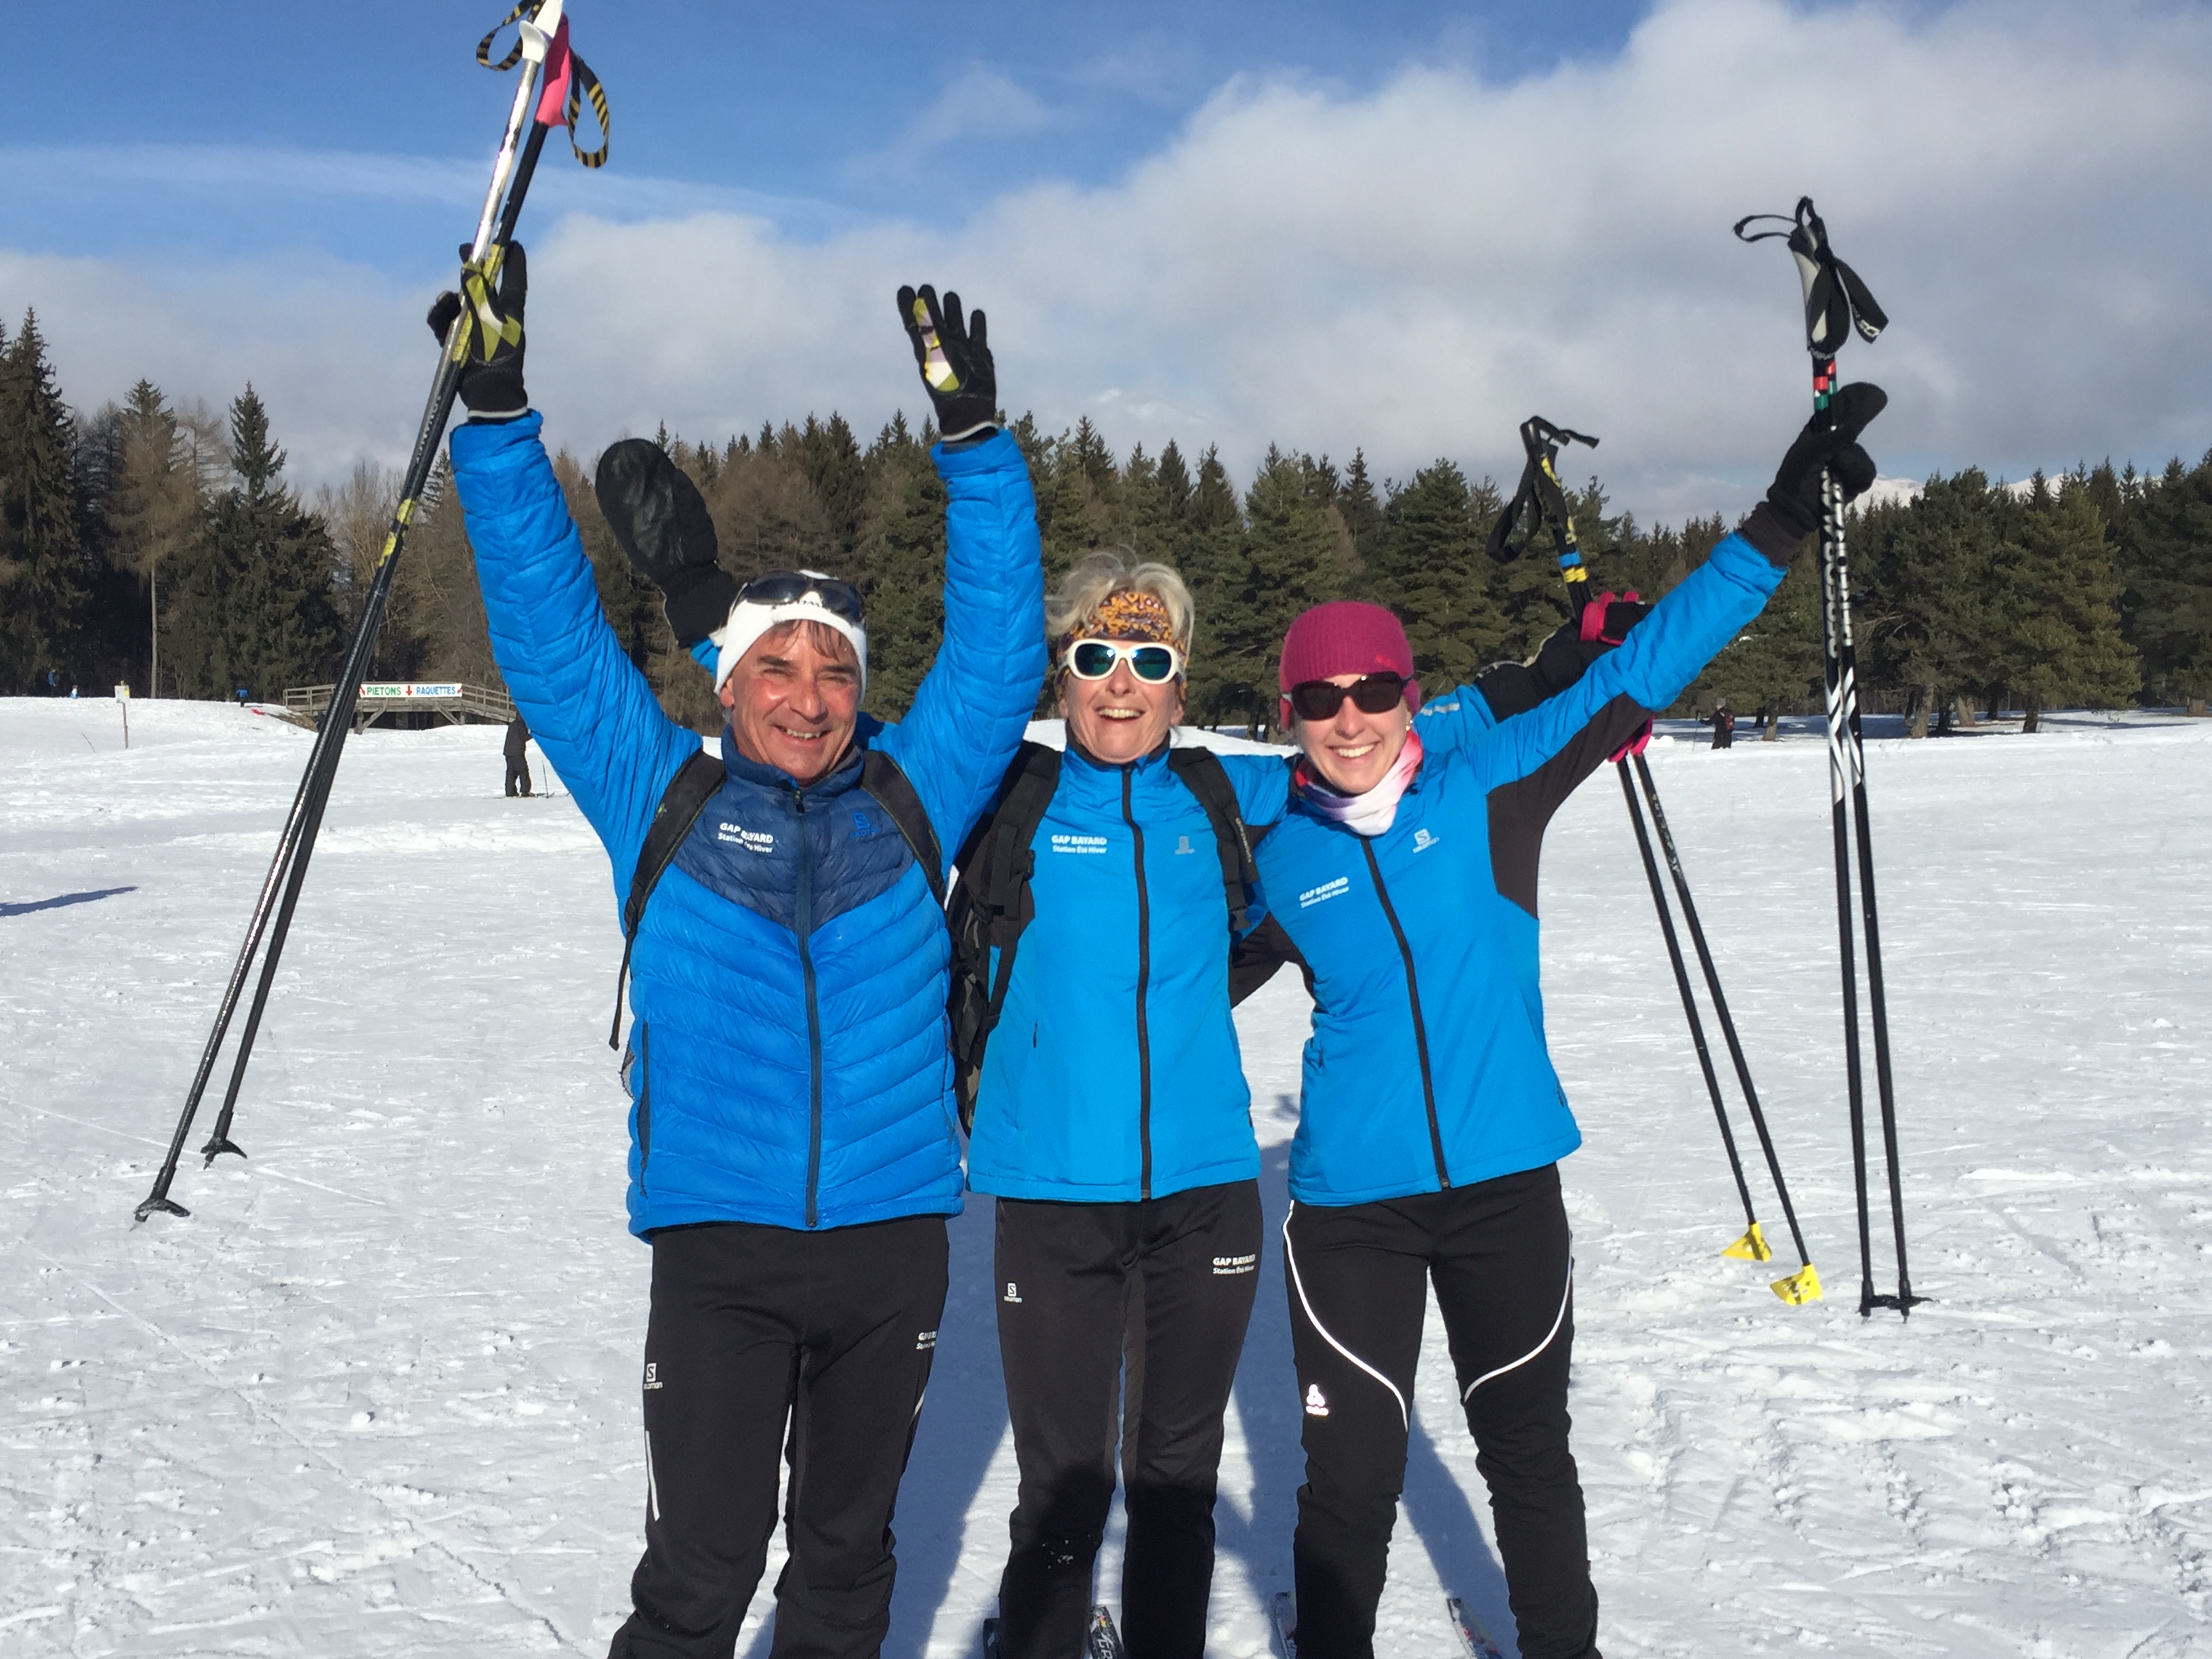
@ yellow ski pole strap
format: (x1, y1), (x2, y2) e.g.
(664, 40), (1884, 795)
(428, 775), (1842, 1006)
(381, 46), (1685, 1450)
(477, 1), (544, 72)
(562, 51), (611, 168)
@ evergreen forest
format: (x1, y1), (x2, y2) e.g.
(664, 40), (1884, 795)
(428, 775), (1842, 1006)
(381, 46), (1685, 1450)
(3, 307), (2207, 738)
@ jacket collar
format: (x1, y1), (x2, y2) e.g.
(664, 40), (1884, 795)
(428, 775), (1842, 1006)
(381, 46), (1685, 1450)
(717, 718), (876, 800)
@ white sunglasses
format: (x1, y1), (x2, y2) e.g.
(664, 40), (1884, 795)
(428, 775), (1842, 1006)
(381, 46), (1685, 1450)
(1062, 638), (1185, 683)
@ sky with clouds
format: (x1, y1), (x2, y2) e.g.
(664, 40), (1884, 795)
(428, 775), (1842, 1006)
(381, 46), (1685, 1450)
(5, 0), (2209, 524)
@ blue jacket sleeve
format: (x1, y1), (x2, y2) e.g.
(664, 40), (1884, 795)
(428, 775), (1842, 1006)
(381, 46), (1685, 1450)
(1478, 533), (1784, 787)
(1411, 682), (1500, 756)
(876, 430), (1047, 873)
(448, 414), (699, 891)
(1217, 752), (1294, 827)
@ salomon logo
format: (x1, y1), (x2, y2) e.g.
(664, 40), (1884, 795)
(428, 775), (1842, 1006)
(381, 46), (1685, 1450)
(1004, 1282), (1023, 1304)
(716, 821), (775, 854)
(1412, 828), (1439, 851)
(1176, 834), (1197, 855)
(1300, 876), (1350, 909)
(1304, 1383), (1330, 1417)
(642, 1362), (663, 1391)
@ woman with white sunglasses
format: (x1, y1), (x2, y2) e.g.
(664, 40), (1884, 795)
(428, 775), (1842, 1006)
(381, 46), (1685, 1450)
(958, 548), (1286, 1659)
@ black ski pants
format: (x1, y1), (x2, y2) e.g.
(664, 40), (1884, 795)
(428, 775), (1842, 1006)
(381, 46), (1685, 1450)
(609, 1214), (949, 1659)
(1284, 1166), (1597, 1659)
(505, 756), (532, 796)
(994, 1179), (1263, 1659)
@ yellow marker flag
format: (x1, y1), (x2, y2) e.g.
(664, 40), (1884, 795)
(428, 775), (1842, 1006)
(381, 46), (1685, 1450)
(1771, 1262), (1823, 1305)
(1723, 1221), (1773, 1263)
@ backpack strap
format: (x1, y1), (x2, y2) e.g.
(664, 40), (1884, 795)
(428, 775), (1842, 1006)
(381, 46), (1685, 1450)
(946, 741), (1064, 1129)
(1166, 745), (1258, 937)
(611, 747), (726, 1049)
(859, 749), (946, 909)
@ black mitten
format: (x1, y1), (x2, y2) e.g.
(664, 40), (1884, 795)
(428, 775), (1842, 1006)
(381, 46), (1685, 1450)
(1746, 382), (1887, 556)
(594, 438), (737, 648)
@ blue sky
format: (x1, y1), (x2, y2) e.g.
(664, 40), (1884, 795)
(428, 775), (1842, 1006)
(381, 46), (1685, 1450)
(8, 1), (1653, 275)
(4, 1), (2207, 520)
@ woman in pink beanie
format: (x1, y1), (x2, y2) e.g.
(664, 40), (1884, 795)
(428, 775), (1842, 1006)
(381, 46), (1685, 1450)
(1237, 392), (1886, 1659)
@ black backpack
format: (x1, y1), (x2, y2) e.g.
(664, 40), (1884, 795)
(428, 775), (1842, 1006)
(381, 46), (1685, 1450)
(945, 741), (1260, 1130)
(608, 746), (943, 1048)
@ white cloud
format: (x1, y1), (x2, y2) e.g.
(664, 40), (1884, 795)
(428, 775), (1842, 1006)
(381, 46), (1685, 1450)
(848, 66), (1054, 178)
(7, 0), (2212, 523)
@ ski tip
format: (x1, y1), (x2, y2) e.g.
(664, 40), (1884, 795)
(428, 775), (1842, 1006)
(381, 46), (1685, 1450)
(1444, 1595), (1506, 1659)
(1270, 1591), (1298, 1659)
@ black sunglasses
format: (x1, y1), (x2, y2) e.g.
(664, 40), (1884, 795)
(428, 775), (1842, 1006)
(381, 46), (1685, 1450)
(1288, 673), (1409, 722)
(741, 570), (865, 626)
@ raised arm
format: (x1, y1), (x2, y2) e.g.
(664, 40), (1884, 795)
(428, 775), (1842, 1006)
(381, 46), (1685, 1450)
(873, 285), (1046, 871)
(439, 247), (697, 880)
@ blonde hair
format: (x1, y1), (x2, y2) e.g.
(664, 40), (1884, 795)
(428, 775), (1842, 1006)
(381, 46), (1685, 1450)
(1046, 548), (1195, 655)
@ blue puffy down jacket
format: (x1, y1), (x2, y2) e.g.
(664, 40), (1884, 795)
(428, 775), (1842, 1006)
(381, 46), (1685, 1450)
(449, 415), (1045, 1236)
(1254, 533), (1786, 1207)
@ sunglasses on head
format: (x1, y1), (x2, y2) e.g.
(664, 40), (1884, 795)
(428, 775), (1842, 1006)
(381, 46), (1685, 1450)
(1288, 673), (1409, 721)
(1064, 638), (1184, 684)
(741, 570), (865, 626)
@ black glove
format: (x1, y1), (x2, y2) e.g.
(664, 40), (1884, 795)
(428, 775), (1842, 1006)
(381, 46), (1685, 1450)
(427, 241), (530, 419)
(594, 438), (738, 648)
(1747, 382), (1887, 556)
(896, 284), (996, 441)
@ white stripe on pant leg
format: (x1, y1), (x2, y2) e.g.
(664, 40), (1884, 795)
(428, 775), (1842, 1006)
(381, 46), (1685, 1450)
(1283, 1201), (1409, 1431)
(1461, 1258), (1574, 1402)
(644, 1428), (661, 1522)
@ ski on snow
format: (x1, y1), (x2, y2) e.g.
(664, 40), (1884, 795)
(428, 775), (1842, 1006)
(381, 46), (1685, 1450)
(1444, 1595), (1506, 1659)
(1274, 1590), (1501, 1659)
(983, 1605), (1125, 1659)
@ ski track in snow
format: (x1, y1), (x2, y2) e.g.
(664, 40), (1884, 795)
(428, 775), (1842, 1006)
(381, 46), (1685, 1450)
(2, 699), (2208, 1658)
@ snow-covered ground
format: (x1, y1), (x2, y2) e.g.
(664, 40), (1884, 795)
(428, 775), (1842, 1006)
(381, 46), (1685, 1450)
(3, 696), (2208, 1658)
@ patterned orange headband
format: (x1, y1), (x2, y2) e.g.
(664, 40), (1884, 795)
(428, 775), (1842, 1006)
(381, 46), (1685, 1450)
(1061, 588), (1179, 654)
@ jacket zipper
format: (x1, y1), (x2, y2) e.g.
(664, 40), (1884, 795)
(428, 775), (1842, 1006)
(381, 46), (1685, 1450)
(795, 786), (825, 1228)
(1361, 840), (1450, 1191)
(1123, 768), (1154, 1200)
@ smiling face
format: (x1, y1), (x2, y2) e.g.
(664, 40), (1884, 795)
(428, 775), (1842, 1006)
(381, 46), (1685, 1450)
(1295, 674), (1414, 795)
(1059, 644), (1185, 766)
(718, 620), (861, 785)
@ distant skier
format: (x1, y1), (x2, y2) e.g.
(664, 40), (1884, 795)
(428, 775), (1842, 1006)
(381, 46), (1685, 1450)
(503, 713), (533, 796)
(435, 247), (1044, 1659)
(1711, 699), (1736, 750)
(1233, 388), (1886, 1659)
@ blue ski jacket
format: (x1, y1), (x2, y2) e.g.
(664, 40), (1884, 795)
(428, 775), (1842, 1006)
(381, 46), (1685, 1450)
(1252, 532), (1787, 1207)
(964, 743), (1292, 1203)
(449, 414), (1044, 1237)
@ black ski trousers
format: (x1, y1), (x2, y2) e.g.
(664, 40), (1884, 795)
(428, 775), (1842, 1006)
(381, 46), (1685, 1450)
(995, 1179), (1262, 1659)
(505, 756), (532, 796)
(1284, 1166), (1597, 1659)
(609, 1214), (949, 1659)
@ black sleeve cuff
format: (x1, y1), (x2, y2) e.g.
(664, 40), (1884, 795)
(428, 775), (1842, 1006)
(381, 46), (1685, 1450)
(1740, 500), (1812, 566)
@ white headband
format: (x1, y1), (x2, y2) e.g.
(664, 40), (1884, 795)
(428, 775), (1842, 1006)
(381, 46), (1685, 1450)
(714, 572), (869, 695)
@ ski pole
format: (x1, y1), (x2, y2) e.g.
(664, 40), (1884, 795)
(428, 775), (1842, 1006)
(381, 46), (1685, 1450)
(1616, 764), (1762, 1235)
(1631, 752), (1818, 1292)
(1734, 197), (1919, 1315)
(136, 1), (605, 1223)
(1494, 415), (1818, 1296)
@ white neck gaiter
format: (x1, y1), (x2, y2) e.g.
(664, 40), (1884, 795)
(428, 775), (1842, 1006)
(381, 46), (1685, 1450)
(1296, 729), (1424, 837)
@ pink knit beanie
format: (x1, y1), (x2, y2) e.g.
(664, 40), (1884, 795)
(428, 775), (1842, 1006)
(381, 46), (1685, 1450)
(1278, 601), (1422, 722)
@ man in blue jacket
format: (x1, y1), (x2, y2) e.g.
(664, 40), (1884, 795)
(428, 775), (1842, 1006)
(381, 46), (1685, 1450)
(435, 250), (1045, 1659)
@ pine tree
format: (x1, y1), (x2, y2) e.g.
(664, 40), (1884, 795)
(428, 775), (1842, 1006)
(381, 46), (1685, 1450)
(1338, 450), (1382, 584)
(0, 310), (90, 691)
(163, 387), (342, 699)
(1179, 445), (1250, 729)
(1220, 448), (1347, 734)
(855, 413), (947, 721)
(1856, 470), (2005, 736)
(1366, 459), (1509, 690)
(2112, 453), (2212, 713)
(1994, 475), (2137, 730)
